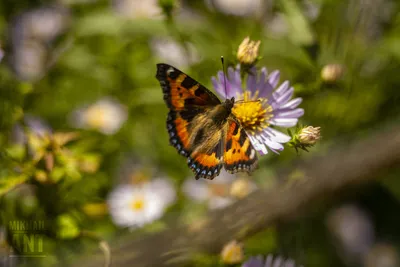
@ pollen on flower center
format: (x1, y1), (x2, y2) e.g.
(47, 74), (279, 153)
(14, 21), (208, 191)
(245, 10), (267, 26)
(130, 197), (145, 211)
(232, 92), (273, 132)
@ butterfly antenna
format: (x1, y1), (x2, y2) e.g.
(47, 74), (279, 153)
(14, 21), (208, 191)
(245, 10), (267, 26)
(221, 56), (228, 99)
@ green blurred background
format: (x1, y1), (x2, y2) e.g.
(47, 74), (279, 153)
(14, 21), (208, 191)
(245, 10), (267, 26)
(1, 0), (400, 266)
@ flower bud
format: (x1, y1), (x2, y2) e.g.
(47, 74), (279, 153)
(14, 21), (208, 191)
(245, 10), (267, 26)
(298, 126), (321, 145)
(220, 240), (244, 264)
(321, 64), (344, 82)
(237, 37), (261, 65)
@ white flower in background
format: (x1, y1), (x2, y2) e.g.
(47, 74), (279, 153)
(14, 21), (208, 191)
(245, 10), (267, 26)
(302, 0), (321, 21)
(148, 178), (176, 207)
(230, 178), (257, 199)
(69, 97), (128, 135)
(22, 7), (70, 43)
(112, 0), (163, 19)
(265, 13), (289, 39)
(9, 6), (70, 81)
(150, 37), (200, 69)
(114, 157), (176, 207)
(326, 204), (375, 265)
(107, 177), (176, 228)
(206, 0), (263, 17)
(11, 6), (70, 44)
(11, 41), (48, 81)
(182, 171), (256, 209)
(107, 185), (163, 228)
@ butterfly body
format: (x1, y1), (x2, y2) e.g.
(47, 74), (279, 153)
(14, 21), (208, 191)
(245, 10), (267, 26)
(156, 63), (257, 180)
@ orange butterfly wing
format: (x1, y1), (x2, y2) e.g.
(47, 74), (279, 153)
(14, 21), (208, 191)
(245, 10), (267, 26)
(156, 63), (221, 111)
(223, 119), (258, 174)
(188, 140), (224, 180)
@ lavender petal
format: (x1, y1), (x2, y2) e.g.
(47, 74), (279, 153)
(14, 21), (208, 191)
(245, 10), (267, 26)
(274, 81), (290, 96)
(260, 133), (284, 150)
(212, 76), (225, 99)
(264, 128), (291, 143)
(269, 118), (298, 127)
(247, 66), (257, 95)
(249, 135), (268, 155)
(272, 87), (294, 106)
(273, 108), (304, 119)
(268, 70), (280, 88)
(280, 98), (303, 109)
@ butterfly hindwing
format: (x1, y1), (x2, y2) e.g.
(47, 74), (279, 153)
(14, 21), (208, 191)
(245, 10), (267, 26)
(156, 63), (221, 111)
(188, 139), (224, 180)
(223, 118), (258, 173)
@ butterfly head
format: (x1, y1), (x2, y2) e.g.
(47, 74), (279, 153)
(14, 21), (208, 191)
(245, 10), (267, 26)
(223, 97), (235, 112)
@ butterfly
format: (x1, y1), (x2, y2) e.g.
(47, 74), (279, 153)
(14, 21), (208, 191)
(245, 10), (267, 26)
(156, 63), (257, 180)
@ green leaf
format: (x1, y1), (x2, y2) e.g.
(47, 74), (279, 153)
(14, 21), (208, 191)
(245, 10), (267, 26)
(4, 145), (26, 161)
(244, 227), (277, 255)
(0, 174), (29, 196)
(56, 214), (80, 239)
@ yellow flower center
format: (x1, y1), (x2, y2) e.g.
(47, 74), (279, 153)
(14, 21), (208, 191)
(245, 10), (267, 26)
(85, 106), (106, 129)
(232, 91), (273, 133)
(130, 197), (145, 211)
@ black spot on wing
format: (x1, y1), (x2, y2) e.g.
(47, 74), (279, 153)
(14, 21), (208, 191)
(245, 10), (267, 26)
(184, 98), (197, 106)
(245, 143), (253, 156)
(194, 89), (204, 97)
(179, 109), (202, 121)
(232, 122), (240, 136)
(181, 75), (197, 89)
(225, 139), (232, 150)
(238, 128), (247, 145)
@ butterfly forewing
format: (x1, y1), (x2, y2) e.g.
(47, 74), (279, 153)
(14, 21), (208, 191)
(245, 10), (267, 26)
(156, 63), (221, 111)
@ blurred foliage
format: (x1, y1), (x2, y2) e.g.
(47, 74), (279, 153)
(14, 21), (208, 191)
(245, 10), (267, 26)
(0, 0), (400, 266)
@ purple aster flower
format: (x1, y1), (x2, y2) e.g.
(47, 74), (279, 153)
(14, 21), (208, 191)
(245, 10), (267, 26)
(212, 65), (304, 155)
(242, 255), (299, 267)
